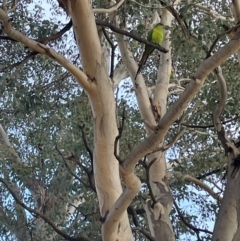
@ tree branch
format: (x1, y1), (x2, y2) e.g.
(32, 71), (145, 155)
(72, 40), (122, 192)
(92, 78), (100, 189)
(213, 67), (240, 177)
(55, 146), (91, 190)
(159, 0), (189, 38)
(196, 166), (227, 180)
(127, 206), (156, 241)
(0, 9), (91, 92)
(206, 24), (240, 58)
(140, 157), (157, 206)
(233, 0), (240, 23)
(114, 17), (156, 134)
(178, 116), (240, 129)
(173, 172), (222, 201)
(151, 128), (185, 153)
(0, 52), (37, 72)
(102, 27), (117, 78)
(1, 0), (7, 10)
(104, 171), (141, 234)
(121, 27), (240, 174)
(132, 226), (157, 241)
(0, 19), (72, 44)
(0, 178), (92, 241)
(114, 104), (126, 163)
(213, 67), (230, 153)
(78, 124), (93, 163)
(93, 0), (125, 13)
(6, 0), (18, 14)
(173, 200), (213, 236)
(190, 3), (234, 22)
(96, 20), (168, 53)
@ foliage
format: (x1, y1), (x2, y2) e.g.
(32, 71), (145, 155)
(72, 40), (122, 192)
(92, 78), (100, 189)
(0, 0), (239, 241)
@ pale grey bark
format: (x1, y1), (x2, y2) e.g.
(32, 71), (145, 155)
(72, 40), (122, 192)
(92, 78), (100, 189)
(71, 1), (134, 240)
(212, 67), (240, 241)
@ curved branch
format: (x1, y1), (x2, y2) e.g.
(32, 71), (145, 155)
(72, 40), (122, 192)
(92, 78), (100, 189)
(37, 19), (72, 44)
(212, 67), (240, 178)
(206, 24), (240, 58)
(0, 9), (92, 93)
(114, 17), (156, 134)
(93, 0), (125, 13)
(213, 67), (240, 178)
(173, 172), (222, 201)
(104, 172), (141, 234)
(146, 158), (157, 206)
(213, 67), (229, 153)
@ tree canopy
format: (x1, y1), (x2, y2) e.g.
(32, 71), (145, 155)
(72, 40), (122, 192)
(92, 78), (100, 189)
(0, 0), (240, 241)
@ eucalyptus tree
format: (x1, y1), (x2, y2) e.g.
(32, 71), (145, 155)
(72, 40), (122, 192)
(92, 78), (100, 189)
(0, 0), (240, 241)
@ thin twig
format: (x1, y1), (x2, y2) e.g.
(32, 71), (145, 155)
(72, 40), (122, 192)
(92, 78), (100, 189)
(0, 19), (72, 44)
(206, 23), (240, 58)
(147, 158), (157, 207)
(74, 157), (96, 193)
(0, 178), (92, 241)
(159, 0), (189, 38)
(127, 206), (140, 226)
(173, 200), (213, 236)
(151, 128), (185, 153)
(0, 52), (37, 71)
(78, 124), (93, 163)
(196, 166), (226, 180)
(102, 27), (117, 78)
(141, 157), (157, 206)
(39, 71), (70, 91)
(177, 116), (239, 129)
(114, 104), (126, 162)
(55, 146), (92, 190)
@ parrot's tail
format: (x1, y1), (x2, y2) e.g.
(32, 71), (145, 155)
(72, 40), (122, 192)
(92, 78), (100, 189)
(134, 54), (148, 80)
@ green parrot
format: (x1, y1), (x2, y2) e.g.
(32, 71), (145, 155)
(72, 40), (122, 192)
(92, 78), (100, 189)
(135, 23), (165, 79)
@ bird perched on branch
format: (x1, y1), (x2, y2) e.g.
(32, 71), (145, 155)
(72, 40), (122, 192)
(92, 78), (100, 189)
(135, 23), (165, 79)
